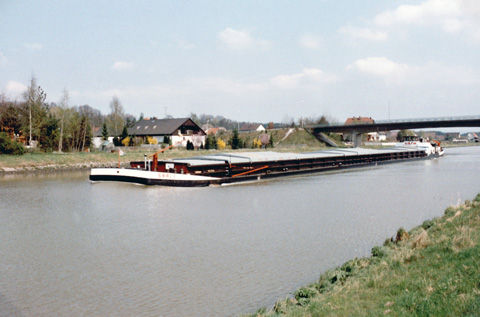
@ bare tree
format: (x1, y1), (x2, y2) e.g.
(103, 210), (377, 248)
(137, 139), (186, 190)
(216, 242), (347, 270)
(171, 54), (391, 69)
(57, 88), (69, 152)
(23, 75), (46, 146)
(108, 96), (125, 136)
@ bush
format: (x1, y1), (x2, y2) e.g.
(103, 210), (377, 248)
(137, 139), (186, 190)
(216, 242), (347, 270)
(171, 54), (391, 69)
(371, 245), (388, 258)
(422, 219), (435, 230)
(0, 133), (25, 155)
(217, 138), (226, 150)
(294, 287), (316, 300)
(395, 227), (409, 243)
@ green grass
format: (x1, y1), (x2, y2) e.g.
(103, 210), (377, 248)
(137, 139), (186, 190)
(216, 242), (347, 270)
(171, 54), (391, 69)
(248, 194), (480, 316)
(0, 148), (226, 169)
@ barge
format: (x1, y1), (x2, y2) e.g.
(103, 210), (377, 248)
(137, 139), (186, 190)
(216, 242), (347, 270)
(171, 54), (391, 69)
(90, 140), (443, 187)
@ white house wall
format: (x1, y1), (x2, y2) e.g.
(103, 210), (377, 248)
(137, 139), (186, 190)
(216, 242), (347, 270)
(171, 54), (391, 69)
(172, 135), (206, 147)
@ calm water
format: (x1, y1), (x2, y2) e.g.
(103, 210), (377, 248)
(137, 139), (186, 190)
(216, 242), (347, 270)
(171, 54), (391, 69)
(1, 146), (480, 316)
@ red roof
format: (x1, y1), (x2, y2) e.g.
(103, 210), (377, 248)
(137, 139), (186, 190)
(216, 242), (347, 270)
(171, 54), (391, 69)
(206, 128), (219, 135)
(344, 117), (375, 125)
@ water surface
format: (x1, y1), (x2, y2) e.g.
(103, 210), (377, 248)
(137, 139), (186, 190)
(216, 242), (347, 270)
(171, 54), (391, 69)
(1, 146), (479, 316)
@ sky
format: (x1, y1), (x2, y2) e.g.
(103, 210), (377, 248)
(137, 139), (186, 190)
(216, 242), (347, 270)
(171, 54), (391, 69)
(1, 0), (480, 124)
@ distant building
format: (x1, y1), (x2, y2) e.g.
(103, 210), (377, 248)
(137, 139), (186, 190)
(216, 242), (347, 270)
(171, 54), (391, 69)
(467, 133), (479, 142)
(91, 127), (114, 149)
(421, 132), (445, 141)
(206, 127), (227, 136)
(239, 124), (265, 132)
(128, 118), (206, 148)
(445, 132), (461, 141)
(366, 132), (387, 142)
(344, 116), (375, 125)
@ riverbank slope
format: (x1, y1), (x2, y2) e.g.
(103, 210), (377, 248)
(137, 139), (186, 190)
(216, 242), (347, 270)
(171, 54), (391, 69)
(250, 194), (480, 316)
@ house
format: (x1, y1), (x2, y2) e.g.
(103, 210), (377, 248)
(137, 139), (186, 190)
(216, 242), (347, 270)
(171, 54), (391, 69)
(445, 132), (460, 141)
(239, 124), (265, 133)
(422, 132), (445, 141)
(128, 118), (206, 148)
(366, 132), (387, 142)
(345, 117), (375, 125)
(206, 127), (227, 136)
(91, 126), (114, 149)
(467, 133), (479, 142)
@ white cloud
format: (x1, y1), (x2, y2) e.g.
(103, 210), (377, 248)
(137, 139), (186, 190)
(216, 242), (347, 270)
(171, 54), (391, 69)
(299, 34), (322, 49)
(374, 0), (480, 39)
(0, 51), (7, 67)
(111, 61), (136, 71)
(24, 43), (43, 50)
(218, 28), (269, 50)
(338, 25), (387, 41)
(347, 57), (409, 77)
(4, 81), (27, 97)
(270, 68), (338, 89)
(347, 57), (479, 86)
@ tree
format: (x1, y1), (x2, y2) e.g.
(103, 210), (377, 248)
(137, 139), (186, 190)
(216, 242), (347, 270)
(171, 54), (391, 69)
(397, 129), (416, 141)
(57, 88), (69, 152)
(102, 123), (109, 140)
(269, 132), (275, 148)
(23, 75), (47, 146)
(0, 132), (24, 155)
(231, 129), (240, 149)
(108, 96), (125, 136)
(120, 125), (128, 142)
(0, 97), (22, 137)
(38, 113), (59, 152)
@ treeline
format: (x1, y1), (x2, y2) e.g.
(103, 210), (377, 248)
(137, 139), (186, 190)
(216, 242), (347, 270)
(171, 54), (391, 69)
(189, 112), (332, 130)
(0, 76), (135, 154)
(1, 75), (334, 155)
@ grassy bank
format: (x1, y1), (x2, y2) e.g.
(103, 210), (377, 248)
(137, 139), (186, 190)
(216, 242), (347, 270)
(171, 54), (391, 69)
(0, 148), (223, 171)
(250, 194), (480, 316)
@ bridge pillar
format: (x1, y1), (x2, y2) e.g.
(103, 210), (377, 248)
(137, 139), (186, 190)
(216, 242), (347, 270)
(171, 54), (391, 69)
(353, 133), (362, 148)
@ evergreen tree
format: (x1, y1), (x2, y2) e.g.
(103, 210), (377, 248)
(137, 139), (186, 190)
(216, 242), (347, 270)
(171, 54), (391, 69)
(269, 132), (275, 148)
(211, 135), (218, 150)
(164, 135), (170, 145)
(102, 123), (109, 140)
(120, 125), (128, 142)
(231, 129), (240, 149)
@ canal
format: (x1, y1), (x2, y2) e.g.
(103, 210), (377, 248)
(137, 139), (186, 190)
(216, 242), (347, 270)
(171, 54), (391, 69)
(1, 146), (480, 316)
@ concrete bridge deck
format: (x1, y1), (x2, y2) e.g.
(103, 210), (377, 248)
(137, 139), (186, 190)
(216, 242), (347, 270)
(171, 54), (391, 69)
(310, 115), (480, 147)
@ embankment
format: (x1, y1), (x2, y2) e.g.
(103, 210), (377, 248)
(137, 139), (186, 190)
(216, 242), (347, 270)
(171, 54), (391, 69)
(250, 194), (480, 316)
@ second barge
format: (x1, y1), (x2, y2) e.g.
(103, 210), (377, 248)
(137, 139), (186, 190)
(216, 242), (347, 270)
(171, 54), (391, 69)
(90, 140), (443, 187)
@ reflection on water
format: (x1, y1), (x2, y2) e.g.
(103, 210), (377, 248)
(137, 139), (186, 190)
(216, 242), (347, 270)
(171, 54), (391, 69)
(1, 147), (480, 316)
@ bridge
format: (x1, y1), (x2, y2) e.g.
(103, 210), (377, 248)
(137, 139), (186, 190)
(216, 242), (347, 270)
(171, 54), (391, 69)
(310, 115), (480, 147)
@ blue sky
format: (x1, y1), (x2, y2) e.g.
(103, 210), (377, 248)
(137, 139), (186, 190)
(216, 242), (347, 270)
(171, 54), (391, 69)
(1, 0), (479, 123)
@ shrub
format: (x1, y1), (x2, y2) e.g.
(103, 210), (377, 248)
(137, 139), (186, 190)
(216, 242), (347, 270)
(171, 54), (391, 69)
(294, 287), (316, 300)
(395, 227), (409, 243)
(0, 133), (25, 155)
(253, 138), (262, 148)
(422, 219), (435, 230)
(217, 138), (226, 150)
(444, 206), (456, 217)
(146, 136), (158, 145)
(371, 245), (388, 258)
(121, 136), (130, 146)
